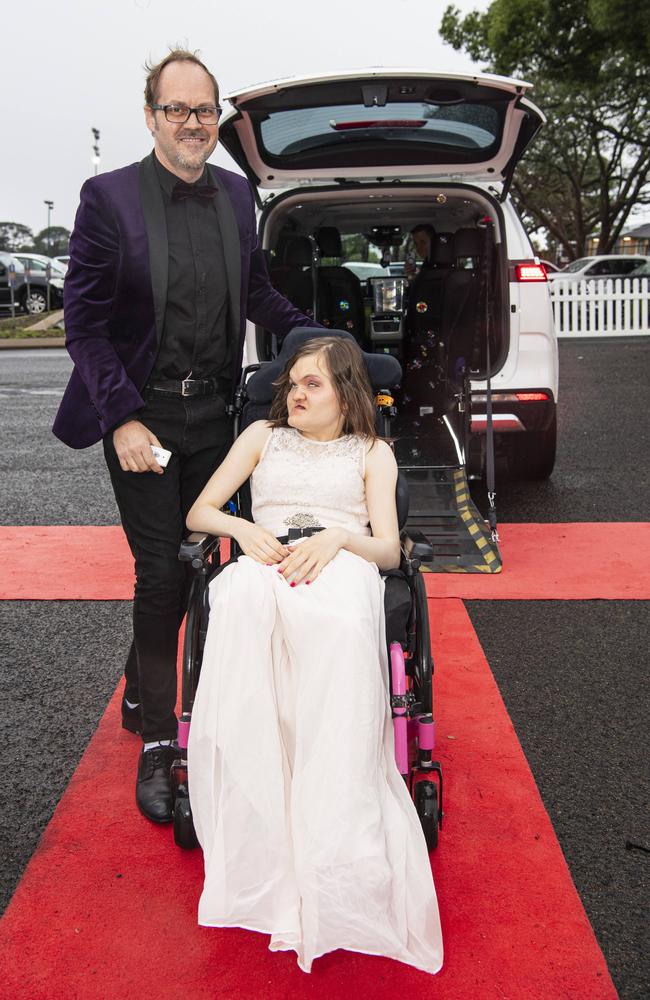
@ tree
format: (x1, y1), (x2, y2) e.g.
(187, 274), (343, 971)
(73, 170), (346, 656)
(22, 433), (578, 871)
(440, 0), (650, 259)
(33, 226), (71, 257)
(589, 0), (650, 63)
(0, 222), (34, 252)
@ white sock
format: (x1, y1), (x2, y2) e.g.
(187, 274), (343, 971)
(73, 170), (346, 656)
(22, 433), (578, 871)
(124, 699), (139, 710)
(143, 739), (176, 751)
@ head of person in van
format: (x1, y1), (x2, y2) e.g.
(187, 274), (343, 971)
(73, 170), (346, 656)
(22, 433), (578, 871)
(411, 224), (436, 265)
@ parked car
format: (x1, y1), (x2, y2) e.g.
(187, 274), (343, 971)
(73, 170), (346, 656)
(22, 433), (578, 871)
(0, 251), (63, 315)
(629, 260), (650, 278)
(219, 68), (558, 478)
(53, 254), (70, 271)
(13, 252), (67, 278)
(0, 251), (26, 309)
(539, 259), (560, 273)
(547, 254), (650, 280)
(11, 253), (65, 313)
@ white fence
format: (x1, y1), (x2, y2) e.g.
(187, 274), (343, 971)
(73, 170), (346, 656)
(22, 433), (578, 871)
(549, 277), (650, 337)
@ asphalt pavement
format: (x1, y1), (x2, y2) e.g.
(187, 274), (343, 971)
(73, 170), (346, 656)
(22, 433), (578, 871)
(0, 339), (648, 999)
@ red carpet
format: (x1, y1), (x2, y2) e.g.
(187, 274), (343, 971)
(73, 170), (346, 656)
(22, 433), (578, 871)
(0, 526), (134, 600)
(2, 522), (649, 601)
(0, 597), (617, 999)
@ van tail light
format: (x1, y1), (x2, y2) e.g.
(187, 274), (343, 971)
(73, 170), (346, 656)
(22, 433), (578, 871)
(472, 391), (551, 403)
(515, 262), (547, 282)
(330, 119), (426, 130)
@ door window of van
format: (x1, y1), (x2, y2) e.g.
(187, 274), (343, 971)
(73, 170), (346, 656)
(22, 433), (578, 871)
(252, 98), (503, 168)
(260, 102), (499, 152)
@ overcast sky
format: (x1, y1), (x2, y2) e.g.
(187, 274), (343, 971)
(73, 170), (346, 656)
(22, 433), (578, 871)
(0, 0), (497, 236)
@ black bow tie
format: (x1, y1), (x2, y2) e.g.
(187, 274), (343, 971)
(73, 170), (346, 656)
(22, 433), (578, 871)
(171, 180), (218, 202)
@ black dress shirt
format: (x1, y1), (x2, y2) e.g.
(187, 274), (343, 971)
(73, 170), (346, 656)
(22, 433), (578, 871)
(150, 156), (231, 382)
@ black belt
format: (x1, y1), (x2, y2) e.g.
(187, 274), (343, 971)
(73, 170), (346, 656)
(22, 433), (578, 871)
(146, 376), (231, 398)
(277, 526), (324, 544)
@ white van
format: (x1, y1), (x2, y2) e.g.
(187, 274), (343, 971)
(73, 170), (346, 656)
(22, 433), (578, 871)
(219, 69), (558, 479)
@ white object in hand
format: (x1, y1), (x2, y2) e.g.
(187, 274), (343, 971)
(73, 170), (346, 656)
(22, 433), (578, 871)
(151, 445), (172, 468)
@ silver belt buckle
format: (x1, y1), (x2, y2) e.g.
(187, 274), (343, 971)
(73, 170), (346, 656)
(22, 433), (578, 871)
(181, 378), (195, 397)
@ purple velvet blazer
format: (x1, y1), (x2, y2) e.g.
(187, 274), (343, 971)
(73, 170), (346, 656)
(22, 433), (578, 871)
(53, 152), (314, 448)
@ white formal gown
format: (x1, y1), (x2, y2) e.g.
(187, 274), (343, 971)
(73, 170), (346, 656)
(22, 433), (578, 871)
(188, 426), (443, 975)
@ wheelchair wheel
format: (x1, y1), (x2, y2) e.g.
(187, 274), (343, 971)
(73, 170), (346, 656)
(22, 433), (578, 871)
(414, 779), (439, 851)
(173, 794), (199, 850)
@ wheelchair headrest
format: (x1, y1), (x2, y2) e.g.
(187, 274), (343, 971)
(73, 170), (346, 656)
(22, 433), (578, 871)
(432, 233), (455, 266)
(454, 228), (482, 258)
(246, 328), (402, 404)
(315, 226), (342, 257)
(284, 236), (313, 266)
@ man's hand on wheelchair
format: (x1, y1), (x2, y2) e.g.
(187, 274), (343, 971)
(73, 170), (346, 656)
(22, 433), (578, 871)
(232, 521), (290, 565)
(113, 420), (164, 474)
(276, 528), (347, 586)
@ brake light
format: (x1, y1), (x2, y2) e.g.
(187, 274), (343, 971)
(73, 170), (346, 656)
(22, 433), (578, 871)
(330, 119), (426, 130)
(515, 392), (550, 401)
(516, 263), (547, 282)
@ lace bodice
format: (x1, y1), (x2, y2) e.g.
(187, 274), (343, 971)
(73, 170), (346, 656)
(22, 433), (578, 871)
(251, 426), (370, 537)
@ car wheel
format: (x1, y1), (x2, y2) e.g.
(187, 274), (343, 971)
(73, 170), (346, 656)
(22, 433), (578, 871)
(23, 289), (47, 315)
(509, 412), (557, 480)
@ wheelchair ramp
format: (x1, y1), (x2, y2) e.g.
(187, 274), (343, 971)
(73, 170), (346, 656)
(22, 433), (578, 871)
(392, 411), (501, 574)
(402, 465), (502, 574)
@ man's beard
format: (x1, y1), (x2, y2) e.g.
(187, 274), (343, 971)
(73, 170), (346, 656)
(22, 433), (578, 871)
(175, 138), (211, 169)
(155, 124), (215, 171)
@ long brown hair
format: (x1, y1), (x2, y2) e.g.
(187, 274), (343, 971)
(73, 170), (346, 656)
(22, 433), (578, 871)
(268, 337), (378, 440)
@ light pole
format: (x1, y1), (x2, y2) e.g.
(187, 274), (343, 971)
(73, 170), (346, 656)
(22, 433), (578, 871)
(92, 127), (101, 176)
(44, 200), (54, 256)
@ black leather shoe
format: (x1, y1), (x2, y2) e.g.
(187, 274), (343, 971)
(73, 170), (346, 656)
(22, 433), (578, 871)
(135, 745), (176, 823)
(121, 698), (142, 735)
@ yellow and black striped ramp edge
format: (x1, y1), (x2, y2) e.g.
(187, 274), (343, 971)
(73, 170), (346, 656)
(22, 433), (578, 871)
(402, 465), (502, 574)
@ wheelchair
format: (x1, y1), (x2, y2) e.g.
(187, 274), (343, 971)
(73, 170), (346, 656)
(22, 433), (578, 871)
(171, 328), (444, 852)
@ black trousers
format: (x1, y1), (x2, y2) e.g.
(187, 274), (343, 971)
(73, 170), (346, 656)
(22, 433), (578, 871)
(103, 390), (231, 741)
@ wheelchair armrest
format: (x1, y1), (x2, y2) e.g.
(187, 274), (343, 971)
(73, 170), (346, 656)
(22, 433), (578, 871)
(178, 532), (221, 570)
(400, 528), (433, 565)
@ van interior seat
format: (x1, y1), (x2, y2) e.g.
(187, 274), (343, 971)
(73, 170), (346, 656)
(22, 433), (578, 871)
(314, 226), (366, 344)
(269, 235), (314, 316)
(441, 227), (485, 373)
(431, 232), (455, 268)
(406, 231), (456, 344)
(453, 227), (483, 264)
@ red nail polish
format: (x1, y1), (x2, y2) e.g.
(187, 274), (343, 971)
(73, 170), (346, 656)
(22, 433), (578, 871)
(290, 581), (296, 587)
(305, 580), (311, 585)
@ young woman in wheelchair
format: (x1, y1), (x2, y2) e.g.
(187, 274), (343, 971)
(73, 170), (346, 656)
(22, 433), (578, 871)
(185, 334), (443, 976)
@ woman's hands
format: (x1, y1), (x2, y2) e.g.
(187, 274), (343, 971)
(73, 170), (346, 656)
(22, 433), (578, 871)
(230, 521), (347, 580)
(276, 528), (347, 586)
(232, 520), (290, 565)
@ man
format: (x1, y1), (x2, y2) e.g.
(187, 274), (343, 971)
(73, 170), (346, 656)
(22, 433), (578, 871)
(404, 224), (436, 281)
(53, 49), (316, 824)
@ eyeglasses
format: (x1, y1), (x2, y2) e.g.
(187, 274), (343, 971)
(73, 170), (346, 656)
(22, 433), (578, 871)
(150, 103), (222, 125)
